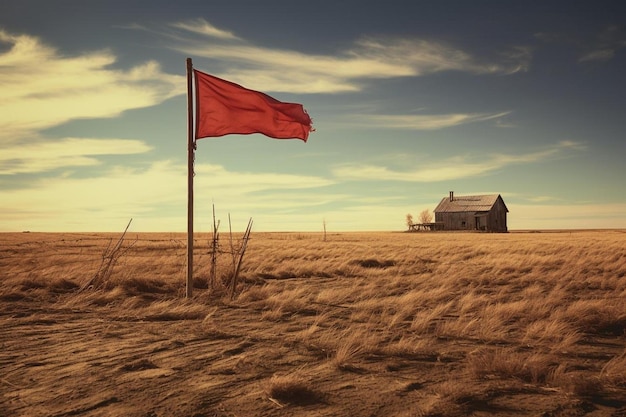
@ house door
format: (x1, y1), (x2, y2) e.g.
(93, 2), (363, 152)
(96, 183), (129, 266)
(475, 216), (481, 230)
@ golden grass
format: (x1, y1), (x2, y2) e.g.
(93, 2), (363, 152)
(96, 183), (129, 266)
(601, 349), (626, 387)
(2, 229), (626, 416)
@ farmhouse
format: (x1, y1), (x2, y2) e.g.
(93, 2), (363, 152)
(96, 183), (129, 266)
(434, 192), (508, 232)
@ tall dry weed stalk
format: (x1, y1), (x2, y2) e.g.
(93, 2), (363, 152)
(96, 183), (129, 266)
(80, 219), (135, 291)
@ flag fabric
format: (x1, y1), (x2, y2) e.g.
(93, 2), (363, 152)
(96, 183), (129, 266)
(194, 70), (313, 142)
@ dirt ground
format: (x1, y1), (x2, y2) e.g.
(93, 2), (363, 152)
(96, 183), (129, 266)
(1, 231), (625, 416)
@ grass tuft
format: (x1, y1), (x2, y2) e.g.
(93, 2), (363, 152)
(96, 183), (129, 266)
(601, 350), (626, 388)
(266, 373), (324, 405)
(467, 348), (555, 384)
(120, 359), (158, 372)
(352, 258), (396, 268)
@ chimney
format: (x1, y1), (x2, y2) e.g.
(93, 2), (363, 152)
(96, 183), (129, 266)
(449, 191), (454, 202)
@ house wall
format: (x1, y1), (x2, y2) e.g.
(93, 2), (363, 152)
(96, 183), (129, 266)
(487, 199), (508, 232)
(434, 212), (475, 230)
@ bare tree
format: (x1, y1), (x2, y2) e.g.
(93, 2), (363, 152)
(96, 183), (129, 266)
(406, 213), (414, 229)
(418, 209), (433, 224)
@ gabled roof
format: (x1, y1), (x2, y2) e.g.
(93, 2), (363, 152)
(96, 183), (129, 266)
(434, 194), (508, 213)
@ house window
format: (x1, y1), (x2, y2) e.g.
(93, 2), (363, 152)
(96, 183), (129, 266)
(461, 221), (466, 227)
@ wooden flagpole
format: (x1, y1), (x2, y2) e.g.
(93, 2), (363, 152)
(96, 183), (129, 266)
(186, 57), (195, 298)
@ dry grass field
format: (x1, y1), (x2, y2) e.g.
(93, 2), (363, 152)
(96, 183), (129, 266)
(1, 230), (625, 417)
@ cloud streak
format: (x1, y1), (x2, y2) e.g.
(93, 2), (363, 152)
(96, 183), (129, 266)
(350, 111), (511, 130)
(332, 141), (584, 182)
(169, 19), (240, 40)
(164, 18), (531, 93)
(0, 161), (335, 232)
(579, 25), (626, 62)
(0, 138), (152, 175)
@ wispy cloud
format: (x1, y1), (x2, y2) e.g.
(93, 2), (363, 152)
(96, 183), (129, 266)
(525, 195), (561, 203)
(0, 29), (184, 143)
(0, 161), (184, 231)
(579, 25), (626, 63)
(350, 111), (511, 130)
(537, 25), (626, 64)
(0, 138), (152, 175)
(0, 161), (334, 231)
(194, 163), (334, 194)
(163, 18), (531, 93)
(169, 19), (240, 40)
(332, 141), (584, 182)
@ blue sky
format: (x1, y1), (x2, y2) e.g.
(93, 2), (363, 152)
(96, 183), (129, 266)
(1, 0), (625, 232)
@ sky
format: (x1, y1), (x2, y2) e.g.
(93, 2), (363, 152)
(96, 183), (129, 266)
(1, 0), (625, 232)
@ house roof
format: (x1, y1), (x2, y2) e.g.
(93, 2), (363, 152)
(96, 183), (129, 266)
(434, 194), (508, 213)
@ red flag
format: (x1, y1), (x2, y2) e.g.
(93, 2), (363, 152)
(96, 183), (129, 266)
(194, 70), (313, 142)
